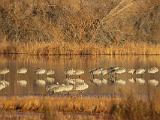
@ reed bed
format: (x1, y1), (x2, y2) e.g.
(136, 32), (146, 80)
(0, 96), (160, 120)
(1, 41), (160, 55)
(0, 111), (103, 120)
(0, 96), (116, 113)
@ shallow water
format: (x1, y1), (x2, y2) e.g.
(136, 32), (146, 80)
(0, 55), (160, 98)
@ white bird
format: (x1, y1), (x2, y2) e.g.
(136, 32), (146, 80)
(75, 69), (84, 77)
(115, 67), (126, 74)
(101, 69), (108, 76)
(0, 80), (9, 91)
(136, 69), (145, 74)
(107, 67), (120, 73)
(47, 84), (73, 93)
(91, 68), (103, 75)
(66, 78), (85, 85)
(17, 80), (27, 87)
(61, 84), (73, 92)
(128, 69), (135, 74)
(0, 68), (9, 79)
(115, 79), (126, 85)
(0, 80), (9, 86)
(102, 79), (108, 84)
(46, 82), (60, 91)
(0, 68), (9, 75)
(74, 83), (89, 91)
(90, 68), (103, 78)
(17, 68), (27, 74)
(136, 78), (145, 84)
(65, 69), (76, 77)
(46, 77), (55, 84)
(35, 69), (46, 75)
(148, 79), (159, 86)
(148, 67), (159, 74)
(128, 78), (135, 83)
(36, 80), (46, 86)
(92, 78), (102, 85)
(49, 85), (64, 93)
(46, 70), (55, 75)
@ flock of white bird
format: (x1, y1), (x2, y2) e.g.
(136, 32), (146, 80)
(47, 69), (88, 93)
(90, 67), (159, 86)
(0, 66), (159, 94)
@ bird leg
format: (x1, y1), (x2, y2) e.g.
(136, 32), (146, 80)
(4, 74), (6, 80)
(93, 74), (95, 79)
(114, 73), (117, 83)
(110, 73), (114, 83)
(108, 73), (111, 83)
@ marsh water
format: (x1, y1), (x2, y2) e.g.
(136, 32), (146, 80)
(0, 55), (160, 98)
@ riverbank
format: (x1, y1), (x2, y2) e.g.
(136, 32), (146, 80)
(1, 41), (160, 55)
(0, 96), (160, 120)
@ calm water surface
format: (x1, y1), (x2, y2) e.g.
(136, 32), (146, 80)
(0, 55), (160, 97)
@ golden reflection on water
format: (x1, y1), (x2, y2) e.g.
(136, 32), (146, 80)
(0, 55), (160, 98)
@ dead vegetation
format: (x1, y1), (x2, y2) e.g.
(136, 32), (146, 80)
(0, 41), (160, 55)
(0, 0), (159, 55)
(0, 96), (160, 120)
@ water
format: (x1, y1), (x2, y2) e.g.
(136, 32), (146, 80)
(0, 55), (160, 98)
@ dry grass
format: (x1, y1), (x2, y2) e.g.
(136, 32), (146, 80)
(0, 96), (116, 113)
(0, 96), (160, 120)
(0, 111), (104, 120)
(0, 0), (159, 56)
(0, 41), (160, 55)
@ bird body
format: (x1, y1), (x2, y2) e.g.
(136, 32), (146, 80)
(102, 69), (108, 75)
(90, 68), (103, 75)
(46, 77), (55, 83)
(115, 68), (126, 74)
(128, 69), (135, 74)
(17, 80), (27, 87)
(102, 79), (108, 84)
(47, 70), (55, 75)
(17, 68), (27, 74)
(0, 80), (9, 91)
(92, 78), (102, 85)
(75, 69), (84, 76)
(0, 68), (9, 75)
(136, 78), (145, 84)
(136, 69), (145, 74)
(128, 78), (135, 83)
(47, 84), (73, 93)
(148, 79), (159, 86)
(62, 84), (74, 92)
(65, 69), (76, 76)
(66, 78), (84, 85)
(74, 83), (89, 91)
(36, 69), (46, 75)
(0, 80), (9, 85)
(46, 83), (60, 91)
(36, 80), (46, 86)
(107, 67), (119, 73)
(115, 79), (126, 85)
(148, 67), (159, 74)
(50, 85), (65, 93)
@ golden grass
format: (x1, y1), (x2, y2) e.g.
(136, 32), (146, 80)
(0, 96), (116, 113)
(0, 41), (160, 55)
(0, 96), (160, 120)
(0, 111), (103, 120)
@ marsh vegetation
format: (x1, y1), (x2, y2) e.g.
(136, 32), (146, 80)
(0, 0), (160, 55)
